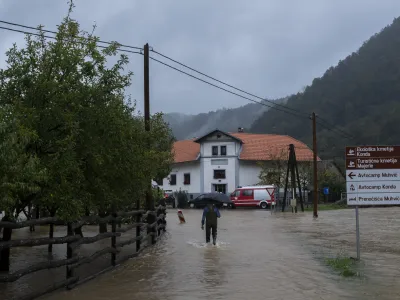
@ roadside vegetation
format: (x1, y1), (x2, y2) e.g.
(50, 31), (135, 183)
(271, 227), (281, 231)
(325, 255), (359, 277)
(304, 202), (348, 211)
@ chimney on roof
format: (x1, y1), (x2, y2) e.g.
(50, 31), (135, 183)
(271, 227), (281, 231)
(238, 127), (244, 133)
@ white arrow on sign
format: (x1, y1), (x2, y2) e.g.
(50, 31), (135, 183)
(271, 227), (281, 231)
(348, 172), (356, 179)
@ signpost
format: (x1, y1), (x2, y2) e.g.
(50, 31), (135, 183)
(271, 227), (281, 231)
(345, 145), (400, 260)
(323, 187), (329, 195)
(323, 187), (329, 202)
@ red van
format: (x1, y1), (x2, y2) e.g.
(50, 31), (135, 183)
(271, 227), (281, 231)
(230, 185), (276, 209)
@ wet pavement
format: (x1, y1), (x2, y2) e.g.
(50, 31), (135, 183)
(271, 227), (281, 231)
(3, 207), (400, 299)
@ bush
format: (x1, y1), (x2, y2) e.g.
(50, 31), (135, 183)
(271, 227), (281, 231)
(176, 191), (188, 209)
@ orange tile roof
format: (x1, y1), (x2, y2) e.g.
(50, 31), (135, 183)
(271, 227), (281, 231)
(173, 139), (200, 163)
(232, 133), (320, 161)
(173, 132), (320, 163)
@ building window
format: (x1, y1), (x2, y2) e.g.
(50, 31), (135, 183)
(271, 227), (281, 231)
(231, 190), (240, 197)
(212, 146), (218, 156)
(213, 169), (226, 179)
(214, 184), (227, 194)
(169, 174), (176, 185)
(184, 173), (191, 185)
(242, 189), (253, 196)
(220, 145), (227, 156)
(154, 177), (163, 186)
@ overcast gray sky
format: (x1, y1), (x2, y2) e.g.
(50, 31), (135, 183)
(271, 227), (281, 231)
(0, 0), (399, 115)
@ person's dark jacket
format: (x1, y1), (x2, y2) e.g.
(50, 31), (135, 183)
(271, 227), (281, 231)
(201, 205), (221, 226)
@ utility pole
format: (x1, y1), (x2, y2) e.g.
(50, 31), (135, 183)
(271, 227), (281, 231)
(293, 145), (304, 212)
(311, 112), (318, 218)
(282, 154), (290, 212)
(282, 144), (304, 213)
(144, 43), (156, 243)
(290, 145), (298, 213)
(144, 43), (150, 133)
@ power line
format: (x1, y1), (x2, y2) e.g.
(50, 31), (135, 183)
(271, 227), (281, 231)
(316, 116), (354, 140)
(0, 25), (142, 55)
(150, 53), (352, 145)
(150, 49), (355, 143)
(0, 20), (142, 51)
(0, 19), (355, 145)
(151, 55), (356, 144)
(315, 120), (353, 140)
(149, 56), (308, 120)
(151, 48), (309, 117)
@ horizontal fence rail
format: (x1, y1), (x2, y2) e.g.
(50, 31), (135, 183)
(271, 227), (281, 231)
(0, 205), (167, 300)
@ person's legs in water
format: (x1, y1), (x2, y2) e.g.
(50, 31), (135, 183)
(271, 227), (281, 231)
(205, 223), (211, 243)
(211, 224), (217, 245)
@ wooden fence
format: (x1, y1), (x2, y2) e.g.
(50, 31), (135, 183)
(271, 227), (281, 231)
(0, 205), (167, 300)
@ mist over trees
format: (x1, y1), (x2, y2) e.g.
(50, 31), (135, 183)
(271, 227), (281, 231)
(163, 98), (288, 140)
(165, 17), (400, 166)
(251, 17), (400, 159)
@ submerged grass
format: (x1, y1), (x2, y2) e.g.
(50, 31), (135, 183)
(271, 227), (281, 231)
(304, 203), (348, 212)
(326, 256), (358, 277)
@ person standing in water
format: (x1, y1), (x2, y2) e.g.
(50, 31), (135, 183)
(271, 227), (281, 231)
(201, 203), (221, 245)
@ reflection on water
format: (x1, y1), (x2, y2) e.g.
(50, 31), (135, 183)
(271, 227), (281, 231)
(201, 247), (225, 288)
(2, 208), (400, 299)
(186, 239), (230, 249)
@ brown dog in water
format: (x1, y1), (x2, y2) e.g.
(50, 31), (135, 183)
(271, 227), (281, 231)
(177, 209), (186, 223)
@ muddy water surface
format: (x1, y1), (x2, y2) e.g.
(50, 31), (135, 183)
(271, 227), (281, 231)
(35, 207), (400, 300)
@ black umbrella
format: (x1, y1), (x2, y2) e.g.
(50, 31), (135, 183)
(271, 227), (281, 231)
(190, 192), (232, 206)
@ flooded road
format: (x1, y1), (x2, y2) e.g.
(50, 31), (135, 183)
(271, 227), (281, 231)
(32, 207), (400, 299)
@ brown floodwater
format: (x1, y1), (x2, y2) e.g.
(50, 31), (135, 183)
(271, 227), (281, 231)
(3, 207), (400, 300)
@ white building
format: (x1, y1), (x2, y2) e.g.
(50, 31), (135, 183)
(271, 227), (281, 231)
(158, 129), (316, 200)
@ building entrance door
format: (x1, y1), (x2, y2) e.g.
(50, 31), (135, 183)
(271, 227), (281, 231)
(213, 184), (227, 194)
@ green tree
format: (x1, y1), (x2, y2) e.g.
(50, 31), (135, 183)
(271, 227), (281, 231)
(298, 161), (312, 190)
(258, 147), (289, 188)
(0, 105), (46, 219)
(0, 12), (91, 221)
(318, 165), (345, 195)
(0, 104), (48, 270)
(148, 113), (175, 181)
(0, 0), (174, 265)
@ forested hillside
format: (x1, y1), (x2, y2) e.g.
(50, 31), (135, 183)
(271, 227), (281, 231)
(164, 98), (287, 140)
(251, 17), (400, 159)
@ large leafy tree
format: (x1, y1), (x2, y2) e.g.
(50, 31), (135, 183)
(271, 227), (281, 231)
(0, 2), (174, 267)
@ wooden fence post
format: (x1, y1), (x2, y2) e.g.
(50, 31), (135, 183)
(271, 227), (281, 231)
(136, 199), (141, 252)
(146, 209), (156, 245)
(111, 213), (117, 267)
(48, 210), (56, 253)
(66, 223), (74, 282)
(156, 206), (161, 237)
(136, 213), (141, 252)
(0, 216), (12, 272)
(148, 212), (156, 245)
(162, 206), (167, 232)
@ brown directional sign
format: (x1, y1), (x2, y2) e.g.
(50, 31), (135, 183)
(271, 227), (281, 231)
(346, 145), (400, 206)
(346, 158), (400, 170)
(346, 146), (400, 170)
(346, 146), (400, 159)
